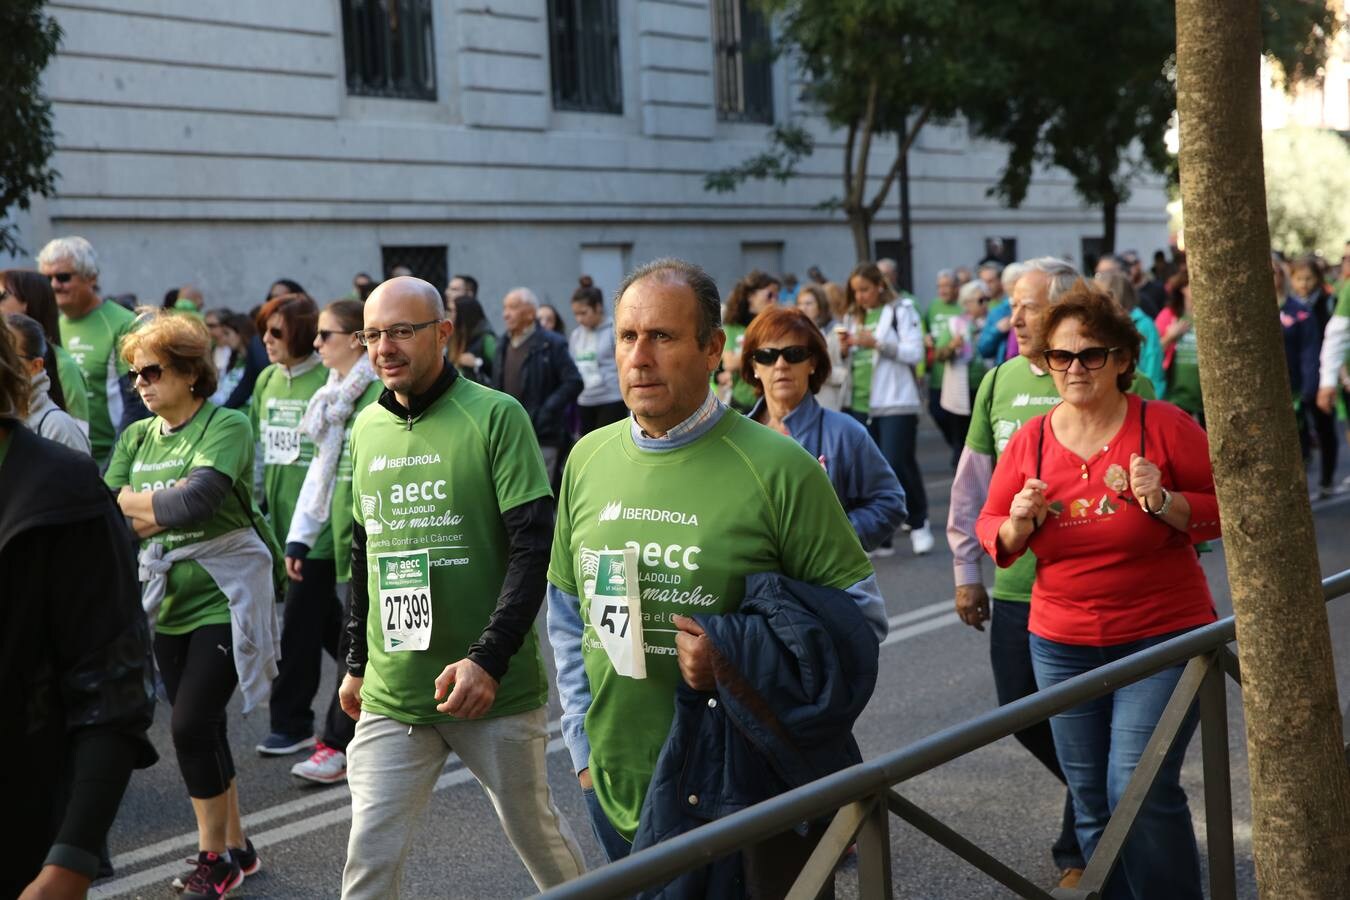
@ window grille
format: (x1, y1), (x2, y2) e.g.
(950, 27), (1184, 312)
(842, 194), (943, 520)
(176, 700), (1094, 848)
(548, 0), (623, 113)
(712, 0), (773, 124)
(341, 0), (437, 101)
(382, 245), (448, 292)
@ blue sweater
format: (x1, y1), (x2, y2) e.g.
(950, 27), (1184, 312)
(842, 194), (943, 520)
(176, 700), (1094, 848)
(1280, 296), (1319, 399)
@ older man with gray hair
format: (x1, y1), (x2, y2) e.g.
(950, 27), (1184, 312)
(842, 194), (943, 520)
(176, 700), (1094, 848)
(945, 256), (1158, 890)
(37, 236), (145, 464)
(494, 287), (582, 487)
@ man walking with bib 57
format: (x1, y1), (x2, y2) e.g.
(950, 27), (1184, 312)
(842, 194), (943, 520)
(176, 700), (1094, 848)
(339, 277), (583, 897)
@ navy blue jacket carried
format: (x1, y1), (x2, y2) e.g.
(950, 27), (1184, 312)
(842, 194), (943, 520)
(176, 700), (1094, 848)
(493, 327), (583, 447)
(749, 392), (906, 551)
(630, 572), (881, 899)
(1280, 296), (1319, 400)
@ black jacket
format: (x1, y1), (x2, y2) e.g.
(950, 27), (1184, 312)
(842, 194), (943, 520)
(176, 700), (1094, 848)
(0, 423), (156, 890)
(493, 328), (583, 447)
(630, 572), (881, 899)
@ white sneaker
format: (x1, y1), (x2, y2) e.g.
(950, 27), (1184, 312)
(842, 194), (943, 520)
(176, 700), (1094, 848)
(910, 523), (934, 556)
(869, 544), (896, 559)
(291, 742), (347, 785)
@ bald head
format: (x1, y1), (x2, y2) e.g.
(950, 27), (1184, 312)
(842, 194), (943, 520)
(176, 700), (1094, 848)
(364, 276), (451, 402)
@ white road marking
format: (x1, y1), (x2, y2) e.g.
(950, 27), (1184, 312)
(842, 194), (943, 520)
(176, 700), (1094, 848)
(93, 604), (959, 898)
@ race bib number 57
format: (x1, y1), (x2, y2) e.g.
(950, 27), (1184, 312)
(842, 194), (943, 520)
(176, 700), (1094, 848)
(377, 550), (433, 652)
(586, 548), (646, 679)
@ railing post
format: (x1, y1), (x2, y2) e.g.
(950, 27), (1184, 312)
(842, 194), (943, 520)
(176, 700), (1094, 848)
(1200, 650), (1237, 900)
(855, 791), (893, 900)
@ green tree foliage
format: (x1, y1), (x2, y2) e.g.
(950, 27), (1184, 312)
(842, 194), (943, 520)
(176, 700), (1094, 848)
(1263, 126), (1350, 257)
(1, 1), (61, 257)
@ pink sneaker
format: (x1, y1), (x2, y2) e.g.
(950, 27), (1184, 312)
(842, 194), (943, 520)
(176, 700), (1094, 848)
(290, 741), (347, 785)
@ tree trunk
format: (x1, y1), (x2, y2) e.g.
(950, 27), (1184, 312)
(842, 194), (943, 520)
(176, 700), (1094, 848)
(1175, 1), (1350, 897)
(848, 209), (871, 263)
(1102, 198), (1117, 255)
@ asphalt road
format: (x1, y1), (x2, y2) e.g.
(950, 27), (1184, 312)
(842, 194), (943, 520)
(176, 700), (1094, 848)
(91, 419), (1350, 899)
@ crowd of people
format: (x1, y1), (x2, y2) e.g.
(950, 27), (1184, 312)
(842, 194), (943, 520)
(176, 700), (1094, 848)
(4, 232), (1349, 900)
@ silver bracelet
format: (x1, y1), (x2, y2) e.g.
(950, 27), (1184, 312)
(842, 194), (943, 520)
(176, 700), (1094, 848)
(1146, 487), (1173, 517)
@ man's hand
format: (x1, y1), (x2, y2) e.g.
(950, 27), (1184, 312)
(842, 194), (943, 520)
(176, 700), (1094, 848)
(955, 584), (991, 632)
(285, 556), (304, 582)
(339, 674), (364, 721)
(434, 658), (498, 719)
(19, 864), (91, 900)
(672, 614), (715, 691)
(578, 768), (593, 791)
(1317, 386), (1337, 414)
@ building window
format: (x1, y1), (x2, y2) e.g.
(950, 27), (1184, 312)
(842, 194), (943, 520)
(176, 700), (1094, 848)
(712, 0), (773, 124)
(382, 245), (448, 292)
(341, 0), (437, 101)
(548, 0), (623, 114)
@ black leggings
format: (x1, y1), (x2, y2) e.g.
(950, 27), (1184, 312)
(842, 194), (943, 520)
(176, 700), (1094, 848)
(1307, 402), (1340, 489)
(271, 557), (341, 739)
(154, 623), (238, 799)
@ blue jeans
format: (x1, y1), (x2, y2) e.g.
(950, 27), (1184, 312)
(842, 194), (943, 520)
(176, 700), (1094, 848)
(582, 787), (632, 863)
(989, 600), (1083, 870)
(865, 413), (927, 529)
(1030, 632), (1203, 900)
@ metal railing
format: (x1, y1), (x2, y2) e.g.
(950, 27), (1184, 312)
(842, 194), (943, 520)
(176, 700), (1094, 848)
(540, 569), (1350, 900)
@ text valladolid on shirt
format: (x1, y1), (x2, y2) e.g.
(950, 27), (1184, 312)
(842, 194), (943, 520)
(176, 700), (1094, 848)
(548, 412), (874, 841)
(105, 403), (256, 634)
(350, 376), (552, 725)
(59, 300), (136, 461)
(966, 355), (1156, 603)
(251, 361), (333, 559)
(331, 380), (384, 584)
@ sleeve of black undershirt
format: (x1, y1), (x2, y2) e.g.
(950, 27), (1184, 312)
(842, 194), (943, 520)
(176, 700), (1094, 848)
(466, 494), (555, 682)
(346, 520), (370, 676)
(149, 467), (232, 529)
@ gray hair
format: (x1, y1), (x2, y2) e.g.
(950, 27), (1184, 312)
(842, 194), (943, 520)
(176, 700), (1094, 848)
(1001, 261), (1027, 294)
(1095, 270), (1138, 312)
(616, 257), (722, 348)
(936, 268), (955, 283)
(504, 287), (539, 310)
(37, 236), (99, 280)
(978, 260), (1004, 277)
(957, 280), (987, 306)
(1022, 256), (1082, 303)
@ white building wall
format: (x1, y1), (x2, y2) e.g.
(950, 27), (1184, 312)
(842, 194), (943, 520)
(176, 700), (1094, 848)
(5, 0), (1169, 325)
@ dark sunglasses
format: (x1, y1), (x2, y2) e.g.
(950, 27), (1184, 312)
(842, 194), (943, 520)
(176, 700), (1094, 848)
(129, 363), (165, 383)
(1042, 347), (1118, 372)
(317, 329), (354, 342)
(267, 326), (285, 340)
(751, 345), (812, 365)
(49, 272), (75, 284)
(0, 289), (9, 301)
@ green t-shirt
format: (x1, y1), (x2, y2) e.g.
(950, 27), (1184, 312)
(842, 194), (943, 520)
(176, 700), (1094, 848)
(1167, 318), (1203, 416)
(721, 323), (758, 410)
(53, 344), (90, 427)
(923, 298), (963, 385)
(849, 307), (884, 412)
(966, 355), (1156, 602)
(59, 300), (137, 463)
(332, 380), (384, 583)
(251, 360), (334, 560)
(350, 376), (552, 725)
(105, 403), (257, 634)
(548, 412), (874, 841)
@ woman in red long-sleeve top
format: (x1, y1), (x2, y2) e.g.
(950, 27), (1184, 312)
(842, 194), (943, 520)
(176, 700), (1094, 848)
(976, 282), (1219, 900)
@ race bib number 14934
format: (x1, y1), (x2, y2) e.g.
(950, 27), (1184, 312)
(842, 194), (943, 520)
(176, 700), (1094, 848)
(377, 550), (433, 652)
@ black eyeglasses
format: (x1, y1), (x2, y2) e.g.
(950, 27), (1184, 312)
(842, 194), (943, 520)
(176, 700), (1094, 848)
(49, 272), (75, 284)
(0, 289), (9, 301)
(751, 345), (812, 365)
(1042, 347), (1118, 372)
(129, 363), (165, 383)
(356, 320), (441, 346)
(267, 326), (284, 340)
(317, 329), (354, 342)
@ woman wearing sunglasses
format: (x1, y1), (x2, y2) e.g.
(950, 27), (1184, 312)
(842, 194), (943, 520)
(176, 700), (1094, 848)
(976, 283), (1218, 900)
(105, 309), (278, 898)
(283, 299), (382, 786)
(742, 307), (906, 552)
(249, 293), (338, 759)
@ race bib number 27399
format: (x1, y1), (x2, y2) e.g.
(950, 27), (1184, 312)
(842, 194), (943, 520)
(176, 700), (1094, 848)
(377, 550), (433, 652)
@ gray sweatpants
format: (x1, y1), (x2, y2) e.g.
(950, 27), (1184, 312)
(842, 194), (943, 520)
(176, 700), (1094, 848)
(341, 706), (585, 898)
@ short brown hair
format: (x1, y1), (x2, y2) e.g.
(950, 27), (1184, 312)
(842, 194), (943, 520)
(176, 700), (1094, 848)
(255, 293), (319, 358)
(740, 307), (831, 396)
(1036, 282), (1140, 392)
(120, 307), (218, 398)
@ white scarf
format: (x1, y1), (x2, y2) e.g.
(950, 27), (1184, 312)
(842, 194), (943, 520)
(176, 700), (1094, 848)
(296, 355), (378, 522)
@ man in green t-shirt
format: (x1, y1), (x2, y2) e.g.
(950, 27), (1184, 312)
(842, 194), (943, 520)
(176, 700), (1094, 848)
(337, 277), (583, 899)
(546, 258), (885, 861)
(923, 269), (964, 464)
(39, 236), (145, 464)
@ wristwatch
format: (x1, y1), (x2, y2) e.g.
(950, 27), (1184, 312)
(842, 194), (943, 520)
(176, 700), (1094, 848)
(1146, 488), (1173, 517)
